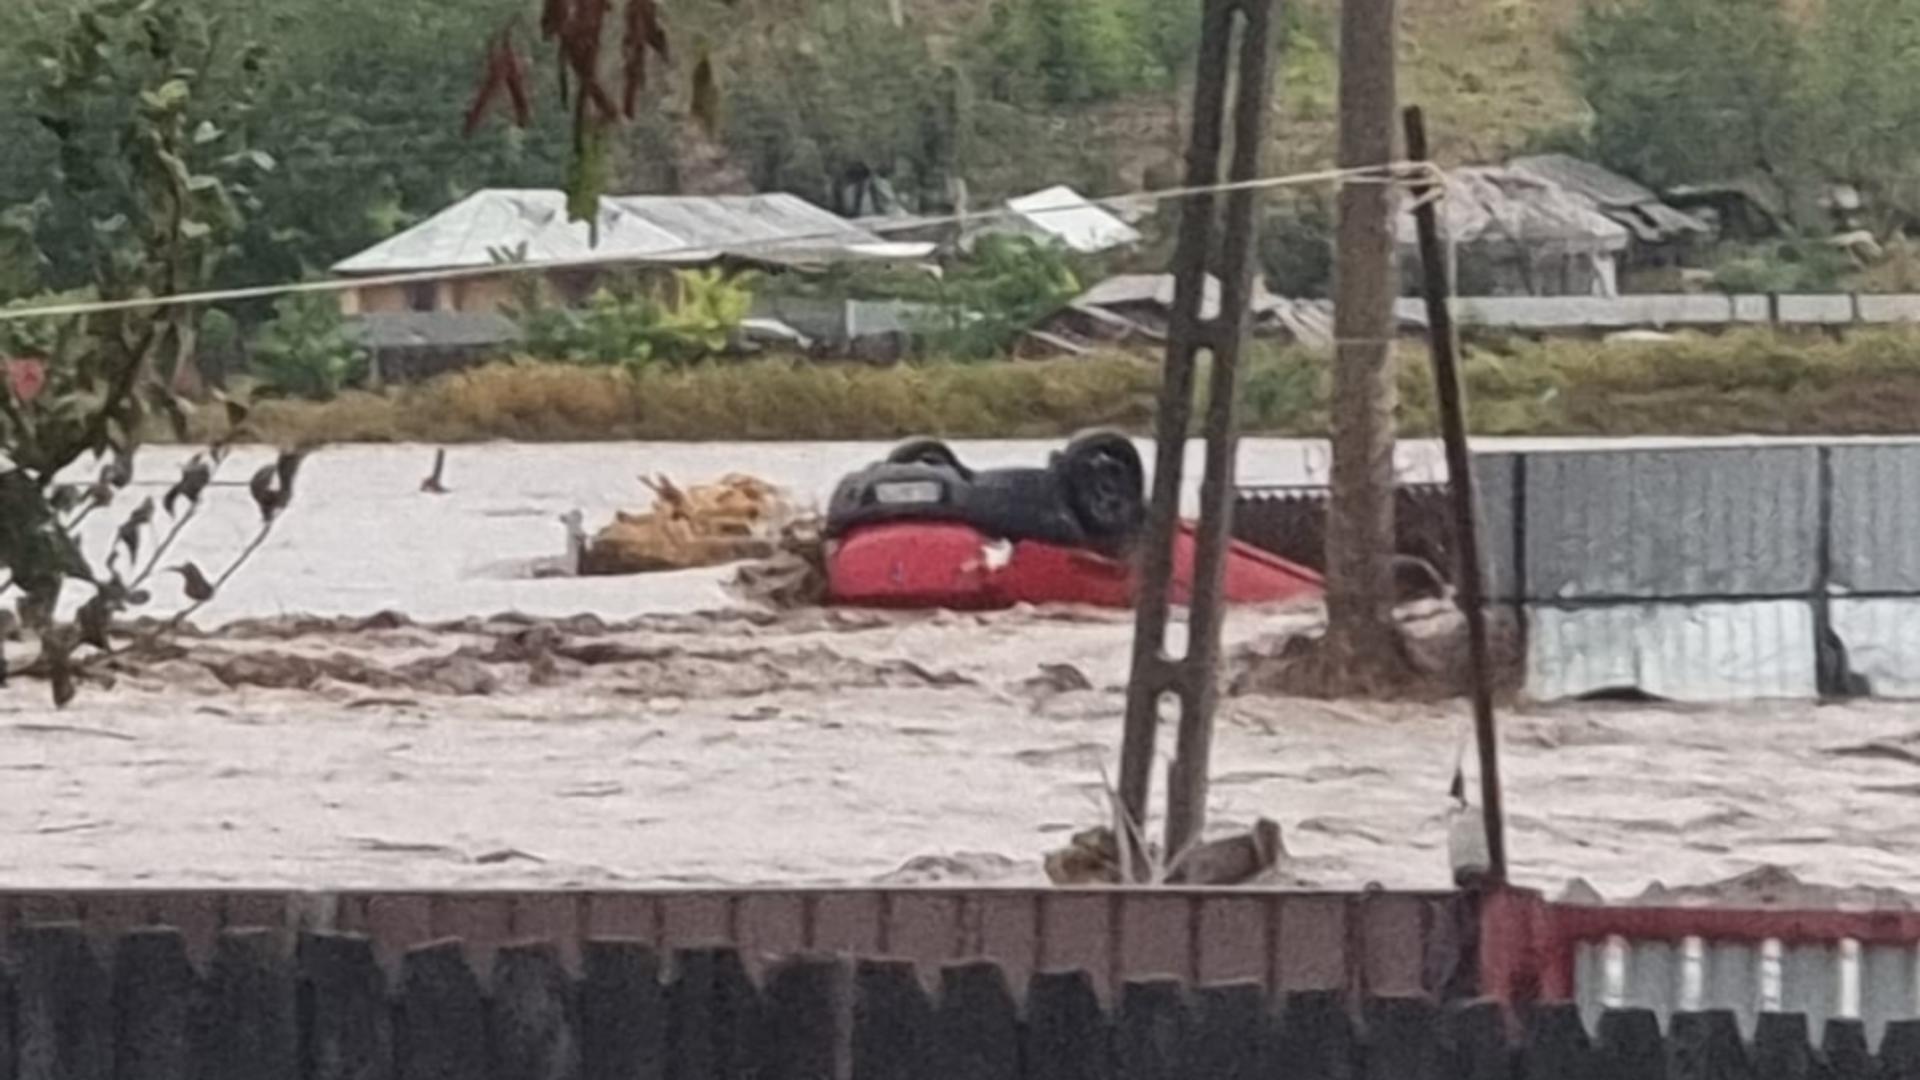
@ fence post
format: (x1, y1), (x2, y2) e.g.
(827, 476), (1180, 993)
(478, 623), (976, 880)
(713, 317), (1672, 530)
(581, 940), (666, 1080)
(396, 940), (489, 1080)
(759, 956), (851, 1080)
(1881, 1021), (1920, 1080)
(854, 959), (933, 1080)
(299, 933), (393, 1080)
(1666, 1011), (1748, 1080)
(197, 929), (298, 1080)
(0, 945), (13, 1080)
(1753, 1013), (1815, 1080)
(1444, 1001), (1511, 1080)
(932, 963), (1019, 1080)
(1364, 997), (1443, 1080)
(1520, 1003), (1593, 1080)
(1024, 971), (1109, 1080)
(113, 928), (195, 1080)
(1593, 1009), (1663, 1080)
(489, 943), (578, 1080)
(1114, 981), (1188, 1080)
(1186, 983), (1271, 1080)
(1821, 1021), (1872, 1080)
(14, 923), (111, 1080)
(1274, 991), (1358, 1080)
(670, 948), (760, 1080)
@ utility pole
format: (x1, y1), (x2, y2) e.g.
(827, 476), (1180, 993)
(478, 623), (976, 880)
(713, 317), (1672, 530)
(1118, 0), (1278, 871)
(1324, 0), (1400, 690)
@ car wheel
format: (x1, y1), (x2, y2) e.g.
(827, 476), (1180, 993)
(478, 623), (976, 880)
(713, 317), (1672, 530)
(1059, 431), (1144, 545)
(887, 437), (972, 478)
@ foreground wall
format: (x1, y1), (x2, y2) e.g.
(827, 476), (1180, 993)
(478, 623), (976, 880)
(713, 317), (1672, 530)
(0, 888), (1466, 1001)
(8, 925), (1920, 1080)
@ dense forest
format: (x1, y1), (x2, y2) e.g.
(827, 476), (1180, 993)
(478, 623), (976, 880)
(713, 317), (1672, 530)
(4, 0), (1920, 308)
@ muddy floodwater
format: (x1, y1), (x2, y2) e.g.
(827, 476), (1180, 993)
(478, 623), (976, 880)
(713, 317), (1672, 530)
(3, 438), (1916, 899)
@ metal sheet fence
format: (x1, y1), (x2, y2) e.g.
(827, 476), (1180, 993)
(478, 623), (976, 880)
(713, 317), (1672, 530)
(1514, 900), (1920, 1051)
(7, 923), (1919, 1080)
(1236, 439), (1920, 700)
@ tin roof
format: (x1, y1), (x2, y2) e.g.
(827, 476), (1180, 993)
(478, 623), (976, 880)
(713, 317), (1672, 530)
(331, 189), (931, 275)
(1509, 154), (1708, 244)
(999, 185), (1143, 254)
(1396, 167), (1632, 255)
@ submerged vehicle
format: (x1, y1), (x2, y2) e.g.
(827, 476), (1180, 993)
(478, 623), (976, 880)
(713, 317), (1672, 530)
(822, 433), (1323, 610)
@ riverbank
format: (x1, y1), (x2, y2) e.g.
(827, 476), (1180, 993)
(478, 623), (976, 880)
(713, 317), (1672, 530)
(202, 327), (1920, 445)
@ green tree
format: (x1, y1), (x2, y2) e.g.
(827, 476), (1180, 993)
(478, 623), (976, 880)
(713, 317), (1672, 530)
(918, 234), (1085, 359)
(1, 0), (306, 706)
(720, 0), (955, 213)
(972, 0), (1151, 105)
(1796, 0), (1920, 234)
(249, 293), (369, 401)
(1566, 0), (1803, 197)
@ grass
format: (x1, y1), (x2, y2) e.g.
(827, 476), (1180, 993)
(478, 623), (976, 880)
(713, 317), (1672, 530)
(197, 327), (1920, 446)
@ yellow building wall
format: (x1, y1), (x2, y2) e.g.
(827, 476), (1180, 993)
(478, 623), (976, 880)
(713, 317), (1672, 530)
(336, 273), (525, 317)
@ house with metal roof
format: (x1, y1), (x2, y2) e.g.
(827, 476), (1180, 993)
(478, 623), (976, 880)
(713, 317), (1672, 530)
(330, 189), (934, 317)
(1508, 155), (1708, 248)
(1395, 166), (1633, 297)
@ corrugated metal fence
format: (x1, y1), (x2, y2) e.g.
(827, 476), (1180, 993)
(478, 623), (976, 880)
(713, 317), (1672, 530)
(1238, 439), (1920, 701)
(1484, 892), (1920, 1051)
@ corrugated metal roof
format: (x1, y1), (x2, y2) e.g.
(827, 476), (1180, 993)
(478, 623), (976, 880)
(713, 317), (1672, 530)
(1396, 166), (1631, 255)
(332, 190), (930, 275)
(1068, 274), (1350, 347)
(1509, 153), (1708, 244)
(1526, 601), (1818, 701)
(1522, 447), (1820, 601)
(1001, 185), (1142, 253)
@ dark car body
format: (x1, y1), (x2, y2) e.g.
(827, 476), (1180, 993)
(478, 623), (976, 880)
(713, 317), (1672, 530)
(824, 433), (1146, 554)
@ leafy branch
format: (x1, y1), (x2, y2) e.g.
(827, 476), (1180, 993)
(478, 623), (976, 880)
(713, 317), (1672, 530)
(0, 0), (300, 707)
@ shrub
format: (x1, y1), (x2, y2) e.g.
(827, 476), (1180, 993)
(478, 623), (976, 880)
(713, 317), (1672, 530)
(917, 235), (1087, 359)
(250, 293), (369, 401)
(512, 269), (759, 368)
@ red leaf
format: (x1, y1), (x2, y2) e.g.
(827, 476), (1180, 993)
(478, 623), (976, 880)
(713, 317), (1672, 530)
(628, 0), (669, 62)
(4, 357), (46, 404)
(464, 34), (513, 135)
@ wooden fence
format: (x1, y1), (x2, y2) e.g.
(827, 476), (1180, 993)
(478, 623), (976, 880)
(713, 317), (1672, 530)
(7, 923), (1920, 1080)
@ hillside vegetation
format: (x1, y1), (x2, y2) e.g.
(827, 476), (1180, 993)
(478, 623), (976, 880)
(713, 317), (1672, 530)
(0, 0), (1590, 306)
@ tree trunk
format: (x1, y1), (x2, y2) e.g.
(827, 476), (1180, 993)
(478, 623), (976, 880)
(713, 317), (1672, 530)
(1325, 0), (1400, 690)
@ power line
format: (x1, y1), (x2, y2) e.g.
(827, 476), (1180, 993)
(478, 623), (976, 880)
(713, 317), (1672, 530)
(0, 161), (1442, 324)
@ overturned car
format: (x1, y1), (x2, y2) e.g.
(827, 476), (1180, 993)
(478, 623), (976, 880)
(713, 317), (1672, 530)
(822, 432), (1323, 610)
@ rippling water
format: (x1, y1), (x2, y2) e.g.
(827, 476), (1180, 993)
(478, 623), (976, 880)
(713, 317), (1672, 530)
(1, 436), (1906, 896)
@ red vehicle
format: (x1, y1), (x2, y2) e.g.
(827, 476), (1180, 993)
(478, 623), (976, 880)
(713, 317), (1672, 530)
(822, 435), (1323, 610)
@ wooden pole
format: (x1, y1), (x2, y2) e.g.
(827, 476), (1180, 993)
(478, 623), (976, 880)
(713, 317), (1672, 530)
(1164, 0), (1278, 861)
(1324, 0), (1402, 689)
(1402, 104), (1508, 884)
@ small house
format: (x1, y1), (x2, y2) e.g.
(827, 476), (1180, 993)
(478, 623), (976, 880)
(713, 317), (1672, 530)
(329, 189), (932, 317)
(1396, 167), (1631, 298)
(1509, 154), (1709, 281)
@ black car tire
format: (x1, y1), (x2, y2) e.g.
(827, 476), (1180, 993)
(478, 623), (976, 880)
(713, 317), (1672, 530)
(886, 437), (973, 479)
(1057, 431), (1144, 545)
